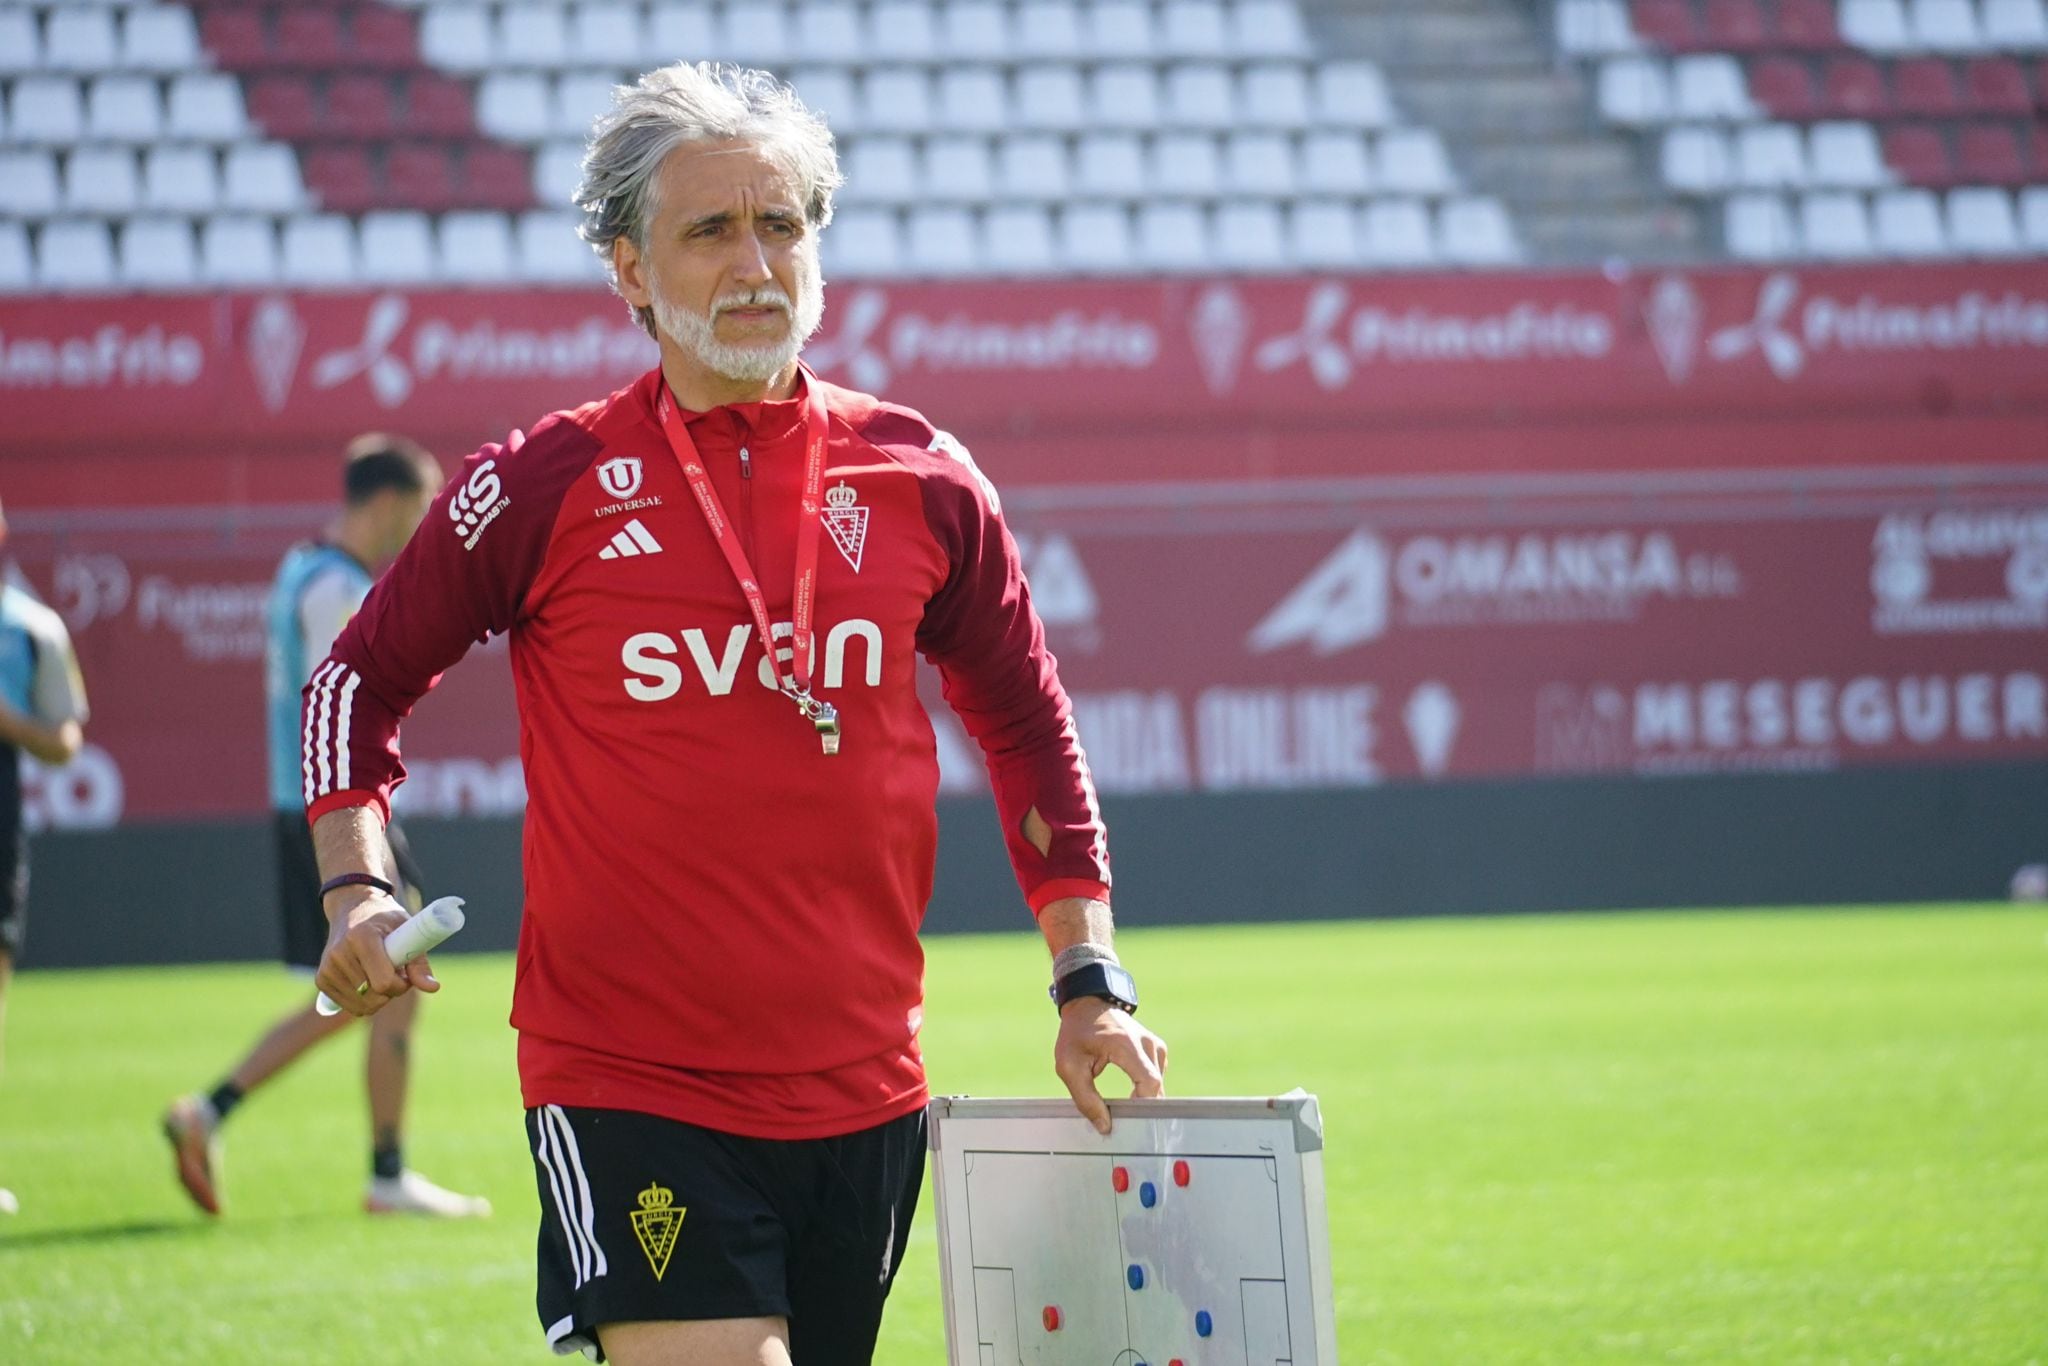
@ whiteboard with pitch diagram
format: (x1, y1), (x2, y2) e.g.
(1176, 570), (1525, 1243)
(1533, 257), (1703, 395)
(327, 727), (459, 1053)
(927, 1094), (1337, 1366)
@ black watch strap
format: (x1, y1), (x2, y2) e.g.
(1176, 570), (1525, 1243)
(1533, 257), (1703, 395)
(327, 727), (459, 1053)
(319, 872), (395, 900)
(1050, 961), (1138, 1014)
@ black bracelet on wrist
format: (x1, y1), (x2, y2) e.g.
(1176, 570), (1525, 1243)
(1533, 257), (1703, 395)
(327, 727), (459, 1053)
(319, 872), (395, 900)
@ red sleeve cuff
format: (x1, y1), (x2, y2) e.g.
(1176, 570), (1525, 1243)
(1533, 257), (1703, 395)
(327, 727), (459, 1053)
(1027, 878), (1112, 915)
(306, 788), (390, 828)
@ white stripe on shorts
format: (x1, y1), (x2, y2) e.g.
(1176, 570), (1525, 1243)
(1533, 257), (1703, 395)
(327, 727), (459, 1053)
(534, 1110), (591, 1286)
(544, 1105), (609, 1280)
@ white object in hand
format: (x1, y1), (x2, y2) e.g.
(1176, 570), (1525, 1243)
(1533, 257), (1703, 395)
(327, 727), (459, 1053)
(315, 896), (467, 1016)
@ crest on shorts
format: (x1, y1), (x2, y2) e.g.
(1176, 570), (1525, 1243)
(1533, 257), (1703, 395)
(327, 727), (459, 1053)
(822, 482), (869, 573)
(630, 1181), (685, 1280)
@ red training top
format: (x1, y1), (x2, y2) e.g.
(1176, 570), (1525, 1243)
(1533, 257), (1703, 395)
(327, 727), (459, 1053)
(302, 367), (1109, 1139)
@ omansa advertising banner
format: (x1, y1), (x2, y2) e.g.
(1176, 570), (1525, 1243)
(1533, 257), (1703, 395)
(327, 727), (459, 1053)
(13, 479), (2048, 827)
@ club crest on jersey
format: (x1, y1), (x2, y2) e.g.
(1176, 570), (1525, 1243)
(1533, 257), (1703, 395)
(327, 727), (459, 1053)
(823, 482), (869, 573)
(630, 1182), (685, 1281)
(597, 457), (644, 501)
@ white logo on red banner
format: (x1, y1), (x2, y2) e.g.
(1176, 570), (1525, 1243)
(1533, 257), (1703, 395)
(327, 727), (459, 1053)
(246, 296), (306, 413)
(1190, 284), (1252, 396)
(1645, 274), (1702, 384)
(313, 293), (414, 405)
(1709, 272), (1805, 379)
(1403, 682), (1460, 778)
(1870, 508), (2048, 634)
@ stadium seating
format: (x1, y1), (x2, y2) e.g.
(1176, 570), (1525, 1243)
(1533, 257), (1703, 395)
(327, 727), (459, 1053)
(0, 0), (1523, 287)
(1561, 0), (2048, 258)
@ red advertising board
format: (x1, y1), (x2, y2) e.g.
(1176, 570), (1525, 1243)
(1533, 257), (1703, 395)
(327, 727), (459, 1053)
(12, 467), (2047, 828)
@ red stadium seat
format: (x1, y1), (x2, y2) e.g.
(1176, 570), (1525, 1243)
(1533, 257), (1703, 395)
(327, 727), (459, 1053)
(1882, 123), (1954, 187)
(1956, 124), (2027, 185)
(302, 144), (378, 213)
(1630, 0), (1701, 49)
(1892, 59), (1961, 118)
(349, 7), (417, 70)
(275, 9), (346, 68)
(1820, 57), (1890, 117)
(1702, 0), (1768, 51)
(198, 9), (269, 70)
(402, 74), (474, 137)
(1962, 59), (2033, 117)
(1773, 0), (1842, 50)
(384, 143), (458, 211)
(325, 75), (397, 138)
(246, 75), (321, 139)
(1748, 57), (1820, 119)
(460, 145), (536, 211)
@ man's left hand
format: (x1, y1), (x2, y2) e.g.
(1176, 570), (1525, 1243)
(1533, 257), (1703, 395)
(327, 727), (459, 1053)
(1055, 998), (1168, 1136)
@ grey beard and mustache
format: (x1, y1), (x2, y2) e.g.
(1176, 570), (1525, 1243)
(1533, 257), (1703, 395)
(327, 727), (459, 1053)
(650, 266), (826, 384)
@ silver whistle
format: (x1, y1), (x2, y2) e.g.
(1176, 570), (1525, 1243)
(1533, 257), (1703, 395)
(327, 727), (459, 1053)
(813, 701), (841, 756)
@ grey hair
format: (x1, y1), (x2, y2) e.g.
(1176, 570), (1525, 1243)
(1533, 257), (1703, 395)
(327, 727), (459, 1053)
(575, 62), (842, 336)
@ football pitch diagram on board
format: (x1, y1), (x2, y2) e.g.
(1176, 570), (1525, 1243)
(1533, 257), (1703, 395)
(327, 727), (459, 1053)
(928, 1095), (1337, 1365)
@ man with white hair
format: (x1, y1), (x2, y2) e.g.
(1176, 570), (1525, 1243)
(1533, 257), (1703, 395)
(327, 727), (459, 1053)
(305, 62), (1167, 1364)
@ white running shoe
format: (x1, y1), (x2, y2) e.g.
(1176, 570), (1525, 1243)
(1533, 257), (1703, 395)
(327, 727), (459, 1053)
(365, 1169), (492, 1218)
(161, 1095), (224, 1216)
(0, 1187), (17, 1215)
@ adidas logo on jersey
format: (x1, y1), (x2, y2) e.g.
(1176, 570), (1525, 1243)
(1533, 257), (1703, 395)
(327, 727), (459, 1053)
(599, 520), (664, 560)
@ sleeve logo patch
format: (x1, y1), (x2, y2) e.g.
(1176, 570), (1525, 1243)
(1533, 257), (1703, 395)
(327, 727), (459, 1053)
(449, 460), (511, 550)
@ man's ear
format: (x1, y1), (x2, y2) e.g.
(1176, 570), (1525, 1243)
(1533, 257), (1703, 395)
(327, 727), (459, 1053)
(613, 236), (651, 310)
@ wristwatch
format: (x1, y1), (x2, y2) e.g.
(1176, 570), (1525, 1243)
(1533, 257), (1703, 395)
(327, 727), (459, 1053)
(1050, 961), (1139, 1014)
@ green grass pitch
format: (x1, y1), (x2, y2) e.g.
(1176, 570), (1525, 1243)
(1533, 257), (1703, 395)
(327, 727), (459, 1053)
(2, 906), (2045, 1363)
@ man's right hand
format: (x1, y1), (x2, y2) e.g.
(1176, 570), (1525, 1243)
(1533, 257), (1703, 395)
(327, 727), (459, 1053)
(314, 890), (438, 1017)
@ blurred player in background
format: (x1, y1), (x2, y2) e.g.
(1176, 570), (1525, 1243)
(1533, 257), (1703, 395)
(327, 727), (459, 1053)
(307, 63), (1166, 1366)
(0, 497), (90, 1216)
(160, 437), (489, 1221)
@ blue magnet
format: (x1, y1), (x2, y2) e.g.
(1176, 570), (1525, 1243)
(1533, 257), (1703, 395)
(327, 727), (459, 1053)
(1127, 1264), (1145, 1290)
(1139, 1181), (1158, 1208)
(1196, 1310), (1214, 1337)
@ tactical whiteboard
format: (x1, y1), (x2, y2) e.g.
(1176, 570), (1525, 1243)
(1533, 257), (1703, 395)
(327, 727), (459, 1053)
(927, 1095), (1337, 1366)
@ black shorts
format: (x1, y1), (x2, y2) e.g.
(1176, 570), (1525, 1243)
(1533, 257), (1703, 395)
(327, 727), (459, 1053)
(0, 803), (24, 960)
(273, 811), (425, 970)
(526, 1105), (926, 1364)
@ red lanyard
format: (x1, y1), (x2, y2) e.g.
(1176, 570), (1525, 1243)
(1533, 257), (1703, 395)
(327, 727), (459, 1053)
(655, 368), (841, 755)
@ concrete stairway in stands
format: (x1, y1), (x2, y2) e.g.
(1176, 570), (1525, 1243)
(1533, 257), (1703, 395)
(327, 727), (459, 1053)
(1304, 0), (1711, 262)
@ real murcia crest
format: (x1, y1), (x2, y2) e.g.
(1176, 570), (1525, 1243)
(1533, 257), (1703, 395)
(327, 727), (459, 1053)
(597, 456), (644, 500)
(630, 1182), (685, 1281)
(822, 481), (870, 573)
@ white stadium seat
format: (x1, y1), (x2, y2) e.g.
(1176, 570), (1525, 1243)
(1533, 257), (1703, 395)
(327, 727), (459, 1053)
(0, 10), (40, 74)
(1314, 63), (1394, 127)
(1362, 198), (1438, 267)
(0, 223), (31, 292)
(998, 135), (1071, 200)
(1599, 58), (1672, 125)
(1556, 0), (1638, 54)
(1086, 1), (1156, 57)
(0, 150), (60, 216)
(119, 218), (199, 289)
(143, 146), (220, 212)
(792, 2), (862, 61)
(64, 146), (140, 213)
(440, 211), (517, 283)
(11, 77), (86, 144)
(939, 2), (1010, 58)
(1982, 0), (2048, 48)
(721, 3), (791, 61)
(823, 208), (900, 276)
(1908, 0), (1984, 50)
(1736, 123), (1809, 188)
(791, 68), (860, 132)
(1376, 129), (1456, 194)
(1725, 193), (1797, 259)
(359, 211), (439, 283)
(1059, 202), (1136, 272)
(555, 72), (618, 138)
(1232, 0), (1310, 56)
(44, 9), (118, 72)
(923, 137), (994, 201)
(1807, 122), (1889, 188)
(1225, 132), (1298, 196)
(478, 73), (555, 140)
(167, 75), (247, 141)
(1872, 189), (1948, 256)
(1839, 0), (1911, 49)
(120, 6), (202, 72)
(649, 3), (716, 57)
(571, 3), (647, 63)
(1213, 201), (1287, 269)
(843, 138), (917, 203)
(281, 215), (361, 286)
(1946, 187), (2022, 255)
(905, 206), (978, 276)
(535, 141), (584, 206)
(1075, 133), (1147, 196)
(1091, 65), (1162, 130)
(1014, 1), (1084, 57)
(1798, 192), (1876, 258)
(1662, 126), (1733, 191)
(869, 1), (938, 59)
(1438, 197), (1521, 264)
(420, 6), (495, 69)
(982, 203), (1057, 273)
(1137, 201), (1211, 271)
(87, 75), (163, 142)
(2023, 187), (2048, 250)
(518, 210), (601, 282)
(1165, 65), (1236, 129)
(200, 216), (282, 285)
(934, 68), (1007, 133)
(1241, 65), (1312, 129)
(1300, 130), (1374, 193)
(860, 68), (932, 133)
(223, 143), (304, 212)
(1159, 0), (1229, 56)
(1015, 65), (1086, 131)
(37, 220), (117, 290)
(1673, 56), (1753, 120)
(1151, 133), (1221, 196)
(1289, 199), (1363, 267)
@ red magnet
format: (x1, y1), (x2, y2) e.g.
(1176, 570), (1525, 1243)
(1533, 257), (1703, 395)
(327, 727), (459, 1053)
(1173, 1160), (1191, 1187)
(1112, 1166), (1130, 1192)
(1042, 1306), (1061, 1332)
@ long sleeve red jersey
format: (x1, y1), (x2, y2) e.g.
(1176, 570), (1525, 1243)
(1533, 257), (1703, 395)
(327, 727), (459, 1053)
(303, 367), (1109, 1139)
